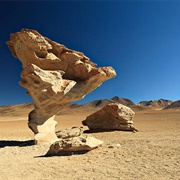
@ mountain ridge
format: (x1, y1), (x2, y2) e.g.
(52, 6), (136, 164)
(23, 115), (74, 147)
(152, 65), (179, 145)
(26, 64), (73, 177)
(0, 97), (179, 116)
(67, 96), (179, 112)
(163, 100), (180, 110)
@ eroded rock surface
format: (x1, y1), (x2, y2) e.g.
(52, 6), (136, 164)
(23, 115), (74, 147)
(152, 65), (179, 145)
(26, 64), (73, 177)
(56, 127), (83, 139)
(82, 103), (137, 132)
(7, 29), (116, 144)
(45, 127), (103, 155)
(46, 135), (103, 155)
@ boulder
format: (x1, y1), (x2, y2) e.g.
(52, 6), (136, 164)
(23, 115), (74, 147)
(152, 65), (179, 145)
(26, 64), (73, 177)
(82, 103), (137, 132)
(46, 135), (103, 155)
(7, 29), (116, 144)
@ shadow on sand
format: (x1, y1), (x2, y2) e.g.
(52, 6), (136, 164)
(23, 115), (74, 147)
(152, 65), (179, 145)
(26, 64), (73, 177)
(83, 129), (138, 134)
(0, 140), (35, 148)
(83, 129), (115, 133)
(35, 150), (90, 158)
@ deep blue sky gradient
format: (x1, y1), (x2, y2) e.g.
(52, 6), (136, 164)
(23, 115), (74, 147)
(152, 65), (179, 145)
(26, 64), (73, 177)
(0, 1), (180, 105)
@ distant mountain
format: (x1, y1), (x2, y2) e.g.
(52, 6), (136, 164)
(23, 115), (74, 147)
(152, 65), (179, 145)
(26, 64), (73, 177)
(0, 102), (33, 116)
(110, 96), (150, 111)
(138, 99), (173, 109)
(63, 96), (137, 114)
(111, 96), (135, 106)
(81, 96), (135, 109)
(69, 96), (150, 112)
(163, 100), (180, 110)
(77, 99), (114, 111)
(0, 97), (179, 117)
(78, 97), (177, 112)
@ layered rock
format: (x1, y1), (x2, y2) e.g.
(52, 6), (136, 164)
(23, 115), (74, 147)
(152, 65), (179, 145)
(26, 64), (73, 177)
(82, 103), (137, 132)
(47, 127), (103, 155)
(7, 29), (116, 144)
(47, 135), (103, 155)
(56, 127), (83, 139)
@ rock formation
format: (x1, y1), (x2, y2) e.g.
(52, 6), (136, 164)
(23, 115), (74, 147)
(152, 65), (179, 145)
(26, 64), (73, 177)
(47, 135), (103, 155)
(7, 29), (116, 144)
(82, 103), (137, 132)
(47, 127), (103, 155)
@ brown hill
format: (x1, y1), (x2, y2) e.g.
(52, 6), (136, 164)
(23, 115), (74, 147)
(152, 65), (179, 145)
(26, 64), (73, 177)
(0, 97), (178, 117)
(79, 96), (135, 109)
(130, 104), (151, 112)
(70, 99), (114, 113)
(111, 96), (135, 106)
(58, 96), (137, 114)
(138, 99), (173, 109)
(68, 96), (149, 113)
(163, 100), (180, 110)
(0, 103), (33, 117)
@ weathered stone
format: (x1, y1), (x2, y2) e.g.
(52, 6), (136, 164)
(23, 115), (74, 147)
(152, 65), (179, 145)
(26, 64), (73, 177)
(56, 127), (83, 139)
(108, 143), (121, 148)
(46, 135), (103, 155)
(82, 103), (137, 132)
(7, 29), (116, 144)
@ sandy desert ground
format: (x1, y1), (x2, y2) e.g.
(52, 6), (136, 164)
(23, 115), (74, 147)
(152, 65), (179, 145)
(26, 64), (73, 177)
(0, 108), (180, 180)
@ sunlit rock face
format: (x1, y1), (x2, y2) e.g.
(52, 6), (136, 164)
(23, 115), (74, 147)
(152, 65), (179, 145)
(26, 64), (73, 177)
(46, 127), (103, 155)
(82, 103), (137, 132)
(7, 29), (116, 144)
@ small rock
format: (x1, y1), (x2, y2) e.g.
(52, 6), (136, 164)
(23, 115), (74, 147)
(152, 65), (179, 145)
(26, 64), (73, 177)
(108, 143), (121, 148)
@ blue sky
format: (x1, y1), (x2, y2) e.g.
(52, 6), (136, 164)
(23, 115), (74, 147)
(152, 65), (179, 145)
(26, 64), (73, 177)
(0, 0), (180, 105)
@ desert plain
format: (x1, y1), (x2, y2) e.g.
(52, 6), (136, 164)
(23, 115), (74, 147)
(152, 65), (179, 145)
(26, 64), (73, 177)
(0, 103), (179, 180)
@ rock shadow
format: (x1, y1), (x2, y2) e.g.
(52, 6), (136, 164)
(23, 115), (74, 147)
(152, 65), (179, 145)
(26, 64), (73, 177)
(35, 150), (90, 158)
(83, 129), (138, 134)
(83, 129), (116, 134)
(0, 140), (35, 148)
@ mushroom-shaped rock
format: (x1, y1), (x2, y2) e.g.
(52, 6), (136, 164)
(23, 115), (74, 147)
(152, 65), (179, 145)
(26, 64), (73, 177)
(82, 103), (137, 132)
(6, 29), (116, 144)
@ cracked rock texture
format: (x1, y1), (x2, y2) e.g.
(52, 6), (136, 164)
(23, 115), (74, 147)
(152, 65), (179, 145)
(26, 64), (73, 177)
(7, 29), (116, 144)
(82, 103), (137, 132)
(46, 135), (103, 155)
(56, 127), (83, 139)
